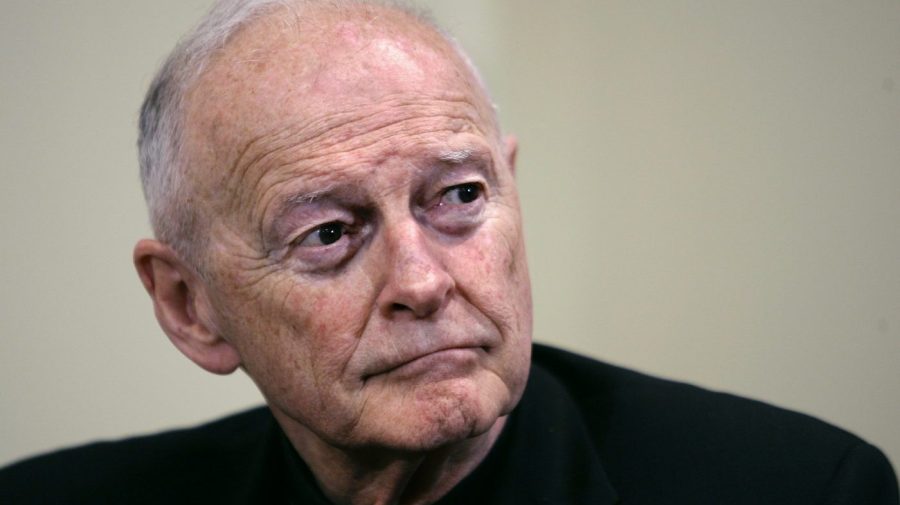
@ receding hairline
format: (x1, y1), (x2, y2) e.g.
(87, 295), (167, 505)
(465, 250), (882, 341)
(188, 1), (490, 111)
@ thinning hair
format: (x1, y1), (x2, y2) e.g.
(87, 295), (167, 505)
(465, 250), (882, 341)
(137, 0), (494, 268)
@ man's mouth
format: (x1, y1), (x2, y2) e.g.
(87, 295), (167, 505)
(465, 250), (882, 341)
(365, 346), (487, 382)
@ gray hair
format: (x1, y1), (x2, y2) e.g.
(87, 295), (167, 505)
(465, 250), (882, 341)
(137, 0), (493, 267)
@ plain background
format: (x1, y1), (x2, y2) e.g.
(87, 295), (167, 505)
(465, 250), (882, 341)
(1, 1), (898, 472)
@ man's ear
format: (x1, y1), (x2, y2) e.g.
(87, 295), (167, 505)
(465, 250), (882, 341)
(503, 134), (519, 176)
(133, 239), (241, 375)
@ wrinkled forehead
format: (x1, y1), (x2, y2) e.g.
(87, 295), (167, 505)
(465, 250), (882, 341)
(180, 4), (495, 188)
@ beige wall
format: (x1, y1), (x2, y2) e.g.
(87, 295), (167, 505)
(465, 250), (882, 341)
(1, 0), (898, 472)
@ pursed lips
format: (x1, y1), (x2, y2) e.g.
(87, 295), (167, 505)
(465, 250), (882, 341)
(361, 343), (490, 382)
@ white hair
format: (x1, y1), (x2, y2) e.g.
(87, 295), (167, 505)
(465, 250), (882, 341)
(137, 0), (494, 267)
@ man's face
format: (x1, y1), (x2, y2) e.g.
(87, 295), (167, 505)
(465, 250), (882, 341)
(184, 10), (532, 452)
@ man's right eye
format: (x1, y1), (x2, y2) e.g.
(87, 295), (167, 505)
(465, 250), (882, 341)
(296, 221), (345, 247)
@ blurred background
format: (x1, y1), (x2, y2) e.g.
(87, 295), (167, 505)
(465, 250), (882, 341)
(1, 1), (898, 470)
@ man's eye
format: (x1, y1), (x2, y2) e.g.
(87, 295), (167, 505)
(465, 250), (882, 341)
(297, 221), (345, 247)
(441, 183), (482, 205)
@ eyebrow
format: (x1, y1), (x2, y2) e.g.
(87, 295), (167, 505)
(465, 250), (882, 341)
(282, 185), (335, 207)
(437, 148), (475, 164)
(439, 147), (500, 188)
(263, 183), (339, 239)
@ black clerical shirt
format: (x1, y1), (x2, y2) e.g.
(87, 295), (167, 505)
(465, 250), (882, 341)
(1, 344), (897, 504)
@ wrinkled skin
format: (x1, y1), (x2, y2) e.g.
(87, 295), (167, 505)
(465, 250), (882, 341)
(137, 5), (533, 504)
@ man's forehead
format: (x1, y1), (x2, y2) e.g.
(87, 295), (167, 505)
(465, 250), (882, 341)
(190, 4), (464, 113)
(181, 4), (488, 178)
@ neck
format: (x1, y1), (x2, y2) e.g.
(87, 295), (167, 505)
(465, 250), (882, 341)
(276, 415), (506, 505)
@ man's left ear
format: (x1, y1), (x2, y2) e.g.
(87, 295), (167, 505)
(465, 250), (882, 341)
(503, 135), (519, 176)
(133, 239), (241, 375)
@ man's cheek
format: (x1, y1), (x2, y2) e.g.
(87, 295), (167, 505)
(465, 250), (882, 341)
(284, 284), (369, 358)
(312, 278), (366, 317)
(461, 225), (523, 290)
(448, 237), (519, 322)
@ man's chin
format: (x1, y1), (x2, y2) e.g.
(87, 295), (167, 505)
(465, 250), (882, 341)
(360, 377), (509, 453)
(371, 415), (503, 454)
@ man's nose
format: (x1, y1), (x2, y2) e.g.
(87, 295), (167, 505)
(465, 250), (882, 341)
(376, 221), (454, 319)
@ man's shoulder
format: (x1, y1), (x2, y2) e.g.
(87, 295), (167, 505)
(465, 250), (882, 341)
(531, 343), (899, 504)
(533, 342), (859, 437)
(532, 342), (864, 445)
(0, 406), (279, 504)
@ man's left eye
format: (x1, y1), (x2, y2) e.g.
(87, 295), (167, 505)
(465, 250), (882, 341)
(441, 183), (482, 205)
(296, 221), (346, 247)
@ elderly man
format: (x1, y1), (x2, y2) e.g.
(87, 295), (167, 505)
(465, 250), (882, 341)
(1, 1), (897, 504)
